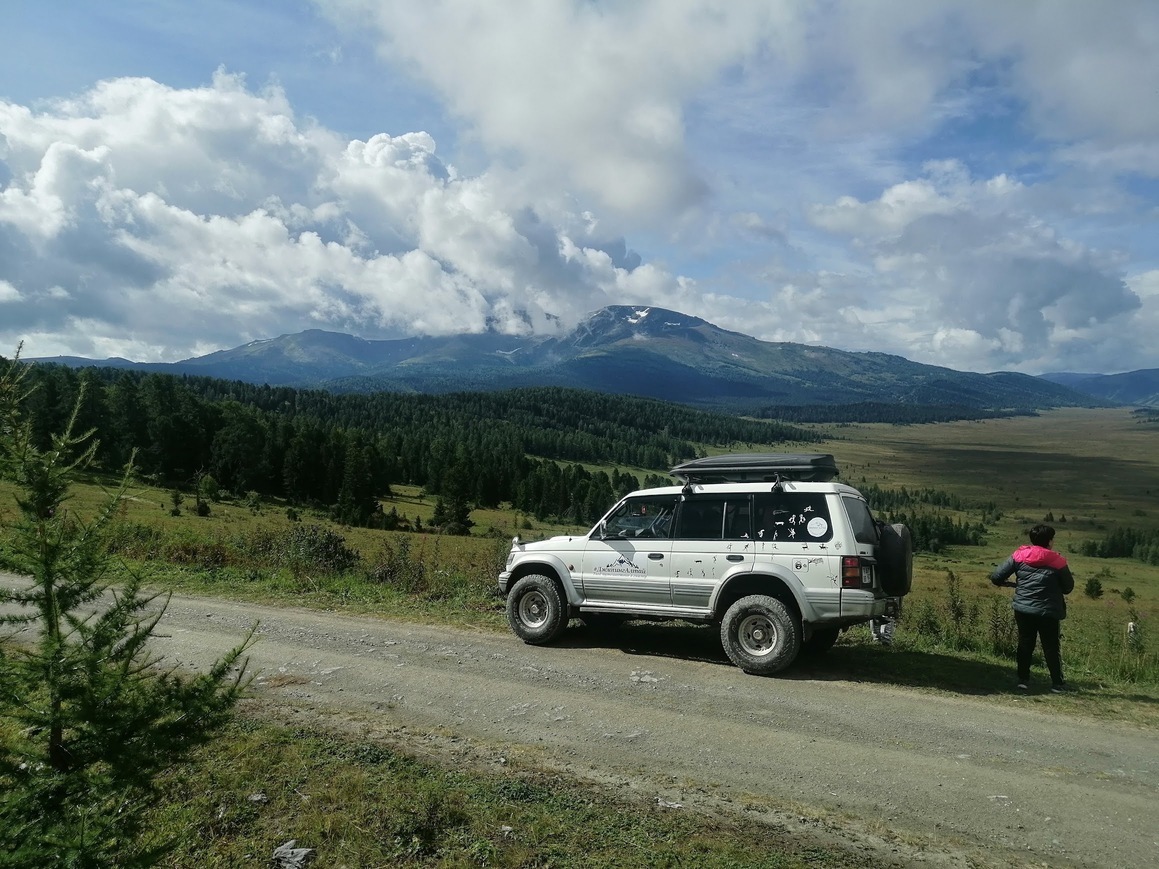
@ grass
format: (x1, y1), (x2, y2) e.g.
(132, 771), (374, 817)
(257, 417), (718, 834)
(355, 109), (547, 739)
(145, 711), (875, 868)
(2, 407), (1158, 860)
(1, 408), (1156, 705)
(828, 407), (1159, 533)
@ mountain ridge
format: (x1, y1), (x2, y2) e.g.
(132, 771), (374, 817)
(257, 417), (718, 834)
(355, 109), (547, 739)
(31, 305), (1108, 411)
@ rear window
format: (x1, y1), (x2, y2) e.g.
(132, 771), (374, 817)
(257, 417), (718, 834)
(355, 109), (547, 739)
(752, 493), (832, 543)
(842, 495), (879, 545)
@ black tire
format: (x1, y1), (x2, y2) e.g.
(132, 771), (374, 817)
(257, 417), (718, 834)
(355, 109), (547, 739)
(800, 626), (840, 656)
(506, 574), (568, 644)
(720, 595), (801, 675)
(877, 523), (913, 597)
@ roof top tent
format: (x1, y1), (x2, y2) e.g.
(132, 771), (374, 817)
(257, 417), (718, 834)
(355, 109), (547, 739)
(669, 453), (840, 484)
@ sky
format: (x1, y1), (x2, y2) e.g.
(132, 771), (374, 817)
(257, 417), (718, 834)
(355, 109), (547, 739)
(2, 1), (1158, 375)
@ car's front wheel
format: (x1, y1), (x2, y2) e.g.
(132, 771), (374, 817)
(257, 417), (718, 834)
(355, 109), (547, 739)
(506, 574), (568, 644)
(720, 595), (801, 675)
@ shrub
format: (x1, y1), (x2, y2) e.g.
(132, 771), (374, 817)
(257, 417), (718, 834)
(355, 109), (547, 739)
(198, 473), (221, 503)
(986, 595), (1017, 657)
(1127, 608), (1144, 654)
(104, 522), (167, 559)
(1084, 577), (1104, 599)
(908, 598), (942, 641)
(366, 536), (428, 593)
(243, 524), (359, 577)
(0, 351), (251, 867)
(164, 535), (230, 569)
(943, 570), (978, 647)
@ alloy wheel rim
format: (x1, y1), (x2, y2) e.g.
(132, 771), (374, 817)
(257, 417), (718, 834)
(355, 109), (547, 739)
(518, 591), (549, 628)
(738, 614), (777, 657)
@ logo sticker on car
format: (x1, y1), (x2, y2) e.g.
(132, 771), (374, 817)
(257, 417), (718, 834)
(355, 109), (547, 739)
(593, 556), (645, 576)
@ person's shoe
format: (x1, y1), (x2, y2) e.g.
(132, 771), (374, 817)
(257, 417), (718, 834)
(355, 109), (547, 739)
(1050, 682), (1073, 694)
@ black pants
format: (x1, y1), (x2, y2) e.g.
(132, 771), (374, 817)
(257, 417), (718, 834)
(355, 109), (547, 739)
(1014, 611), (1064, 685)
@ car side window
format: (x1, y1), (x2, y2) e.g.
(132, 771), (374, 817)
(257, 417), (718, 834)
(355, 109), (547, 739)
(602, 496), (678, 539)
(753, 493), (832, 542)
(675, 497), (751, 540)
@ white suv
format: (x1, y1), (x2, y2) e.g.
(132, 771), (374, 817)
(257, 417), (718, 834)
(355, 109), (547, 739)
(498, 454), (911, 675)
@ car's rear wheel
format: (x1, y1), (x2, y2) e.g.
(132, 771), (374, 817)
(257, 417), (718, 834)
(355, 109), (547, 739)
(720, 595), (801, 675)
(506, 574), (568, 644)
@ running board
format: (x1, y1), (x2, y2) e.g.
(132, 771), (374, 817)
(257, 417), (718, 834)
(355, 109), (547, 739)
(578, 602), (713, 620)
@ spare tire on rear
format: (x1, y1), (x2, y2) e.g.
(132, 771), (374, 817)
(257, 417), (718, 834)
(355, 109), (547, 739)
(877, 523), (913, 596)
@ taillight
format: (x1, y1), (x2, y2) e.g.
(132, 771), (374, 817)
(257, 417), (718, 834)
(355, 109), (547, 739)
(841, 556), (861, 588)
(841, 556), (873, 588)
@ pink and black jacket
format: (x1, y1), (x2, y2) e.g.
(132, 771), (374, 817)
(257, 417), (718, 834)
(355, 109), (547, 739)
(990, 545), (1075, 619)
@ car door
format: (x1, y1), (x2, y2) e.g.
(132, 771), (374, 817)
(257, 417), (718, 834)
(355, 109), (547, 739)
(669, 495), (754, 609)
(752, 491), (839, 614)
(579, 495), (676, 605)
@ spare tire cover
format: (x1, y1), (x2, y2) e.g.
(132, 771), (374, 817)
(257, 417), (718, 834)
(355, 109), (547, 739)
(877, 523), (913, 596)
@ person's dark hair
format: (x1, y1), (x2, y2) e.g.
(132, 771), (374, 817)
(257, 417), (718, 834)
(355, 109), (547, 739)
(1029, 524), (1055, 547)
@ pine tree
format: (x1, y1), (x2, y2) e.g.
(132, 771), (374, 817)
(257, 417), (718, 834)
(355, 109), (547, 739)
(0, 349), (253, 868)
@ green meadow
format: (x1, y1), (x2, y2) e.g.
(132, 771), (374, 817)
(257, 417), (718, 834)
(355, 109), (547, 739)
(3, 407), (1155, 707)
(2, 406), (1157, 866)
(825, 408), (1159, 716)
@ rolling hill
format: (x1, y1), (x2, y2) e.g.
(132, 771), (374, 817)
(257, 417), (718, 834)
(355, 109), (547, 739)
(1039, 369), (1159, 407)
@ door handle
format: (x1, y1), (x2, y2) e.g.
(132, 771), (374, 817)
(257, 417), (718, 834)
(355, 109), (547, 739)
(726, 554), (744, 562)
(648, 553), (665, 560)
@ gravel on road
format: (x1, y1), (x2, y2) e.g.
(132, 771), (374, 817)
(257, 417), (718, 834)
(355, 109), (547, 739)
(4, 575), (1156, 867)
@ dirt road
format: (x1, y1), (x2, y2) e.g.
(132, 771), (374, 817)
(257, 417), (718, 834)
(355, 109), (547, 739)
(4, 575), (1156, 867)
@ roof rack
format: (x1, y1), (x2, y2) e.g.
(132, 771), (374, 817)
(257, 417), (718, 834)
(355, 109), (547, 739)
(670, 453), (839, 484)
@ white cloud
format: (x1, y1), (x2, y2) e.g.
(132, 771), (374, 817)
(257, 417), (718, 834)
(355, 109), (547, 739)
(314, 1), (1159, 206)
(1111, 270), (1159, 373)
(316, 0), (804, 217)
(0, 73), (670, 360)
(969, 2), (1159, 143)
(791, 2), (1159, 163)
(802, 163), (1140, 372)
(2, 2), (1158, 376)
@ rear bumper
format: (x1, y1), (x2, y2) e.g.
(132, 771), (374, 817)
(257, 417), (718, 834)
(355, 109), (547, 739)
(840, 590), (894, 620)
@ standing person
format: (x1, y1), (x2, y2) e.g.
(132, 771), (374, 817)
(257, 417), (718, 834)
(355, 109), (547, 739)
(991, 524), (1075, 693)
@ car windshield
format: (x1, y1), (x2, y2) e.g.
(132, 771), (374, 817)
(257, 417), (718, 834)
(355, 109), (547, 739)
(599, 496), (678, 539)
